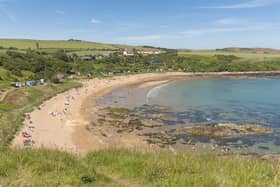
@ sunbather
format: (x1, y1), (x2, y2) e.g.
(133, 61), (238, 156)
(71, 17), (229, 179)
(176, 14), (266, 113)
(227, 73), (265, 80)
(22, 132), (32, 138)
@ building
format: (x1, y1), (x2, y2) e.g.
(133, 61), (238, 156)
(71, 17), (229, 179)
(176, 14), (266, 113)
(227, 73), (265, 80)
(123, 49), (135, 56)
(11, 82), (22, 88)
(151, 60), (164, 65)
(26, 80), (37, 86)
(39, 79), (45, 84)
(11, 79), (45, 88)
(138, 48), (161, 55)
(80, 56), (94, 62)
(56, 73), (65, 80)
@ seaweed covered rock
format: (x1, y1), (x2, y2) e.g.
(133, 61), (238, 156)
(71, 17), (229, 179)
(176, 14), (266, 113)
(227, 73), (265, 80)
(184, 123), (272, 138)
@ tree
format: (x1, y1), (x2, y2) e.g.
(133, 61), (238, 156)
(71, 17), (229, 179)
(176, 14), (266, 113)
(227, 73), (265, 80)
(36, 42), (40, 50)
(54, 50), (70, 62)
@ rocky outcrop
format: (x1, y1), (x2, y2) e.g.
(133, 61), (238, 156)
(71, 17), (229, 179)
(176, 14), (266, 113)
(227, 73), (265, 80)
(183, 123), (272, 138)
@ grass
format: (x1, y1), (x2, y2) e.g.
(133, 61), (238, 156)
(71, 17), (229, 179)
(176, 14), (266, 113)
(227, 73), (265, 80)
(0, 39), (119, 50)
(178, 50), (280, 62)
(0, 148), (279, 186)
(0, 148), (119, 186)
(0, 81), (82, 146)
(67, 50), (115, 57)
(108, 107), (134, 115)
(88, 149), (280, 187)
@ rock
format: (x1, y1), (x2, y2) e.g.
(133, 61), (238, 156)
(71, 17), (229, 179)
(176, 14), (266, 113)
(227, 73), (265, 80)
(184, 123), (272, 138)
(141, 119), (164, 127)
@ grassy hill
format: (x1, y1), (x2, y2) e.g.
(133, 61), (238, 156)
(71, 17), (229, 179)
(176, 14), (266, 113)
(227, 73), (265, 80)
(218, 47), (280, 54)
(0, 39), (120, 50)
(0, 39), (162, 52)
(178, 49), (280, 62)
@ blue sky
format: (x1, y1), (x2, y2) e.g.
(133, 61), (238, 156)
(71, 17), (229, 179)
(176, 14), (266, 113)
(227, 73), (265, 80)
(0, 0), (280, 49)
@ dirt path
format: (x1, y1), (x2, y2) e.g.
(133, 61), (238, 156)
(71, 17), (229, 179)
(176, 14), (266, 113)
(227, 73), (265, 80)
(96, 168), (143, 187)
(0, 88), (14, 102)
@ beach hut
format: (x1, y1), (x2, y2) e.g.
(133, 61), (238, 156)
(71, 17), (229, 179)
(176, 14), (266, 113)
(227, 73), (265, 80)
(56, 73), (65, 81)
(151, 60), (164, 65)
(80, 56), (94, 62)
(39, 79), (45, 85)
(26, 80), (36, 87)
(11, 82), (22, 88)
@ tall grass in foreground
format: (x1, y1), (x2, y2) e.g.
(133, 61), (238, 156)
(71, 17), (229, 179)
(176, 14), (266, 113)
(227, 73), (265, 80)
(1, 148), (280, 186)
(0, 148), (118, 186)
(87, 149), (280, 187)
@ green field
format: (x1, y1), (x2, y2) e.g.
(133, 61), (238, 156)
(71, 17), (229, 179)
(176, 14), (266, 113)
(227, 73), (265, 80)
(67, 50), (115, 57)
(178, 50), (280, 62)
(0, 39), (119, 50)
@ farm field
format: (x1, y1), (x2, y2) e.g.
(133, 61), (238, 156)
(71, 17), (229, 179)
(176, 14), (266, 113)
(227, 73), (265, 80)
(178, 50), (280, 62)
(0, 39), (119, 50)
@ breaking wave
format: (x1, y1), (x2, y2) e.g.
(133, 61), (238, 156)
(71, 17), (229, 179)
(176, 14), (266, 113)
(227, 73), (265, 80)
(146, 83), (169, 103)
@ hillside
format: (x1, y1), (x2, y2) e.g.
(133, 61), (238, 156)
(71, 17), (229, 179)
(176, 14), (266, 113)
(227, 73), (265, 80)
(217, 48), (280, 54)
(178, 48), (280, 61)
(0, 39), (163, 52)
(0, 39), (120, 50)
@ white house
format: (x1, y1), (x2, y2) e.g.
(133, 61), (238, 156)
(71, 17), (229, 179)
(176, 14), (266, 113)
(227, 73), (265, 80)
(138, 48), (161, 55)
(123, 49), (135, 56)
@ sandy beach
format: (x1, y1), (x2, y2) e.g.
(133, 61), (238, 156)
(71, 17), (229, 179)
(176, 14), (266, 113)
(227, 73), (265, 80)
(12, 71), (280, 155)
(12, 72), (189, 154)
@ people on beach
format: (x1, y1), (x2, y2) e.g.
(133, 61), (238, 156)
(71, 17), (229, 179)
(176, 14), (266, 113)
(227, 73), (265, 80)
(222, 146), (231, 154)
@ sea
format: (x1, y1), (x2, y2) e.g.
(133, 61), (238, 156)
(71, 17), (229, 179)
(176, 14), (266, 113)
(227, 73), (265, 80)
(99, 78), (280, 155)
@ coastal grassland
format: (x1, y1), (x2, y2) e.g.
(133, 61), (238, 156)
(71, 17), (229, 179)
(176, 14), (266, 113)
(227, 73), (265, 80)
(178, 50), (280, 61)
(175, 52), (280, 72)
(67, 50), (115, 57)
(1, 148), (279, 186)
(88, 149), (280, 187)
(0, 148), (118, 186)
(0, 81), (82, 146)
(0, 39), (118, 50)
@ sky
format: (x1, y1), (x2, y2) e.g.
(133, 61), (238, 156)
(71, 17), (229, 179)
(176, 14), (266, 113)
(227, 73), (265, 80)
(0, 0), (280, 49)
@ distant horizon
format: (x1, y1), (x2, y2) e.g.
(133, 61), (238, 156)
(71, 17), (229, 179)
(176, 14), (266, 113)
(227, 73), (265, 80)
(0, 0), (280, 49)
(1, 37), (280, 51)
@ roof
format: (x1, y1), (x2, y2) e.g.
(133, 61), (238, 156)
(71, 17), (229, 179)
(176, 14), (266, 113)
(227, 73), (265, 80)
(151, 60), (164, 64)
(139, 48), (161, 52)
(80, 56), (93, 60)
(124, 49), (134, 54)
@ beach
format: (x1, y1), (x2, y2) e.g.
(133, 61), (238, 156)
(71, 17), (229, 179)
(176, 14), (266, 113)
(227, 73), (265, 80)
(12, 71), (280, 155)
(12, 72), (189, 155)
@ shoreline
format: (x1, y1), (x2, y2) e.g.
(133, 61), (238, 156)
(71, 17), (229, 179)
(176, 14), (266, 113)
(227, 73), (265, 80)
(11, 71), (280, 155)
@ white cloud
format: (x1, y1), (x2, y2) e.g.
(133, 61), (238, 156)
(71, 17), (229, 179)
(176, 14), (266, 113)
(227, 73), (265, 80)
(90, 18), (101, 24)
(118, 25), (266, 43)
(179, 27), (251, 37)
(215, 18), (247, 25)
(55, 10), (65, 15)
(200, 0), (279, 9)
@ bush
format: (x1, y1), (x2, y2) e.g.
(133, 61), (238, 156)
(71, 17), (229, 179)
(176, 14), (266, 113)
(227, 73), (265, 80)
(51, 77), (60, 84)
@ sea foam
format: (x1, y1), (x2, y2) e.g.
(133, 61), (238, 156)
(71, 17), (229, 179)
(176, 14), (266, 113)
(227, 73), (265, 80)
(146, 83), (169, 103)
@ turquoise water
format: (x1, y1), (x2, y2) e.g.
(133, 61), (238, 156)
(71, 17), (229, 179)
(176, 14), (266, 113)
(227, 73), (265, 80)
(148, 78), (280, 127)
(100, 78), (280, 154)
